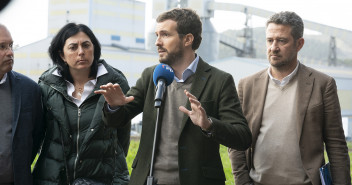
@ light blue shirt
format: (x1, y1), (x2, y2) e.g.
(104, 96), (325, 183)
(174, 54), (199, 82)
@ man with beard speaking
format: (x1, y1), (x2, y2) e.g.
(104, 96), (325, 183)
(95, 8), (252, 185)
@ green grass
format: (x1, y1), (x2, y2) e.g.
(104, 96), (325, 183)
(220, 143), (235, 185)
(348, 142), (352, 149)
(32, 140), (352, 184)
(126, 139), (140, 173)
(126, 139), (236, 184)
(348, 142), (352, 181)
(350, 152), (352, 181)
(127, 140), (352, 185)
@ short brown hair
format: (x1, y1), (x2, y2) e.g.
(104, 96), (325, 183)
(157, 8), (202, 50)
(266, 11), (304, 40)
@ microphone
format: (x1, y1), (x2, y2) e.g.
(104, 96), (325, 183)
(153, 63), (174, 108)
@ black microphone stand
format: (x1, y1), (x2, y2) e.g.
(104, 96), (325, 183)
(146, 107), (160, 185)
(147, 81), (166, 185)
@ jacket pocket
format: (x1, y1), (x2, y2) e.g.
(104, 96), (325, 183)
(201, 166), (225, 180)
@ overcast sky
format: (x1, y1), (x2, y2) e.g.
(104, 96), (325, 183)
(0, 0), (351, 47)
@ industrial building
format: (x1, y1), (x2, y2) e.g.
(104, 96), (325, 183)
(12, 0), (352, 139)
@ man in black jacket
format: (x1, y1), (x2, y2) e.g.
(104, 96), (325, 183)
(97, 8), (252, 185)
(0, 24), (44, 185)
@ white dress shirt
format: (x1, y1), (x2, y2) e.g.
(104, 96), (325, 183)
(267, 61), (300, 86)
(53, 63), (108, 107)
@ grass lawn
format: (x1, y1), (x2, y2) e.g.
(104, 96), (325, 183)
(32, 140), (351, 184)
(126, 139), (237, 185)
(348, 142), (352, 181)
(126, 140), (352, 185)
(32, 140), (235, 183)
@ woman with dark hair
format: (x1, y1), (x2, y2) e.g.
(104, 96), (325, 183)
(32, 23), (130, 185)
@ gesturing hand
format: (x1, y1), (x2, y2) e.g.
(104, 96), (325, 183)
(179, 90), (212, 130)
(94, 82), (134, 108)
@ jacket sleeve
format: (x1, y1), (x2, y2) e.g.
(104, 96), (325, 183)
(323, 78), (351, 184)
(209, 74), (252, 151)
(116, 121), (131, 156)
(115, 75), (132, 157)
(228, 78), (253, 185)
(31, 82), (45, 163)
(228, 148), (252, 185)
(107, 68), (132, 184)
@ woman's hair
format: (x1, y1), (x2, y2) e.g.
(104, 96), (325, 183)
(48, 23), (101, 82)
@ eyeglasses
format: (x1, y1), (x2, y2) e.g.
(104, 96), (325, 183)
(0, 43), (13, 52)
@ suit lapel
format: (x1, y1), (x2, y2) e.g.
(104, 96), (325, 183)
(295, 64), (314, 139)
(9, 72), (21, 139)
(251, 70), (269, 143)
(180, 58), (211, 131)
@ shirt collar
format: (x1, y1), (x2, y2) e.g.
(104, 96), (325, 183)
(53, 63), (108, 106)
(52, 63), (108, 85)
(90, 63), (108, 85)
(174, 54), (199, 82)
(268, 61), (300, 86)
(0, 73), (8, 84)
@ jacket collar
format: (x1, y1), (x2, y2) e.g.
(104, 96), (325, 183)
(8, 71), (21, 139)
(251, 64), (314, 145)
(251, 70), (269, 143)
(294, 64), (314, 139)
(180, 57), (212, 131)
(39, 60), (125, 100)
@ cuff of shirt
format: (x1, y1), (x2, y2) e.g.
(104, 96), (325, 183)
(106, 104), (120, 112)
(201, 117), (214, 137)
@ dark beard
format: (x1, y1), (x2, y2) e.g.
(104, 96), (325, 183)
(268, 49), (297, 69)
(159, 45), (183, 66)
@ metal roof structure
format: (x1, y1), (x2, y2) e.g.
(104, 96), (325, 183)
(11, 0), (352, 138)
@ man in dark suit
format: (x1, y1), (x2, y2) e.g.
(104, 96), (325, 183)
(96, 8), (252, 185)
(228, 11), (350, 185)
(0, 24), (44, 185)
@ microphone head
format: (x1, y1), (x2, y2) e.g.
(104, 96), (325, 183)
(153, 63), (174, 86)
